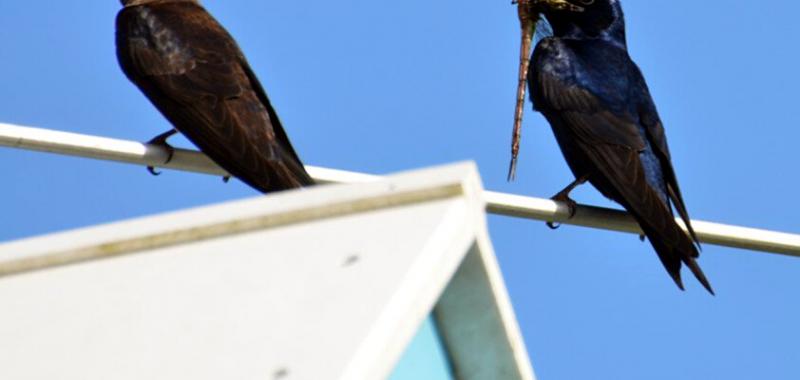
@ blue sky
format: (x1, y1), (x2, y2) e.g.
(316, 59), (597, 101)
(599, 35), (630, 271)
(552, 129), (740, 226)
(1, 1), (799, 378)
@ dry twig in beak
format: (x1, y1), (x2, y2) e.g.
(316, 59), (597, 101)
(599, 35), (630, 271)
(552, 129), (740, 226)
(508, 0), (538, 181)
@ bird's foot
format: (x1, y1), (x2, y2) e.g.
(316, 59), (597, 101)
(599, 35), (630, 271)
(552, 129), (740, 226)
(145, 129), (178, 176)
(547, 191), (578, 230)
(222, 175), (231, 183)
(545, 175), (588, 229)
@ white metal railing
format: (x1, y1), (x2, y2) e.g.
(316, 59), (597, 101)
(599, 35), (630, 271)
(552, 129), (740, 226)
(2, 122), (799, 257)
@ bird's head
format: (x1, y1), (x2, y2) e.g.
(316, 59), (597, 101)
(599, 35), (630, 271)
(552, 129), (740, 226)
(532, 0), (625, 42)
(120, 0), (199, 7)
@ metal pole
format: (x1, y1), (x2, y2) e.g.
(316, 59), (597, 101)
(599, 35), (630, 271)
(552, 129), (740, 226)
(2, 122), (799, 257)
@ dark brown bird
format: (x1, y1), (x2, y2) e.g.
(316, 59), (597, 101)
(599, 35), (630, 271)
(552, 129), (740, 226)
(116, 0), (313, 193)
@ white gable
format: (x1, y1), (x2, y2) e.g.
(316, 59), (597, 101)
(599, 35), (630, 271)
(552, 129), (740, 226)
(0, 162), (534, 380)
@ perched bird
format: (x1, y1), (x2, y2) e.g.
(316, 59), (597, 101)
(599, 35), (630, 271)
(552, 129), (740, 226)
(116, 0), (313, 193)
(528, 0), (713, 293)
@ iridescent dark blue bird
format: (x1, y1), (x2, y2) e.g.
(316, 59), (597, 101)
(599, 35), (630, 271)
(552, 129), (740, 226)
(528, 0), (713, 293)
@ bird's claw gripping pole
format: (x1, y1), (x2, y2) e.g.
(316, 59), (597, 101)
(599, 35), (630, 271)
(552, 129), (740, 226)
(507, 0), (538, 182)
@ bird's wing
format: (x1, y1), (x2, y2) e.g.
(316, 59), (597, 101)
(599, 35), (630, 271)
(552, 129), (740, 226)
(536, 71), (647, 149)
(116, 4), (313, 192)
(633, 68), (700, 245)
(238, 57), (307, 169)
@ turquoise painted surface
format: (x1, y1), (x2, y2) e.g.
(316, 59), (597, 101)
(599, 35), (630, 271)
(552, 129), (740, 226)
(388, 316), (453, 380)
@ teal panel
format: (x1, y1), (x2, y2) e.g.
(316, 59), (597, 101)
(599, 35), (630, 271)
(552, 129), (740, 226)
(388, 315), (453, 380)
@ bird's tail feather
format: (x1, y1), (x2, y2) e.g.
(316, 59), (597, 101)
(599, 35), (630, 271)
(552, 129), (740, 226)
(222, 141), (315, 193)
(259, 142), (315, 191)
(635, 217), (714, 294)
(581, 143), (713, 294)
(623, 190), (715, 295)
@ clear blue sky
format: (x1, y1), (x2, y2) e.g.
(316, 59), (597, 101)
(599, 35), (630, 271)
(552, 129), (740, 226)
(2, 1), (799, 378)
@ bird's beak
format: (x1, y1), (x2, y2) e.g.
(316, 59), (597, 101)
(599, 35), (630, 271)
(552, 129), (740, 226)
(530, 0), (590, 12)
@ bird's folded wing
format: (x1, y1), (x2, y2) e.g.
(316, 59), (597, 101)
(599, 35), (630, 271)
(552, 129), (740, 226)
(536, 70), (646, 150)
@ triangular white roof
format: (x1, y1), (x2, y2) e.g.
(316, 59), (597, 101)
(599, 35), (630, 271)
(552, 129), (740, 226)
(0, 162), (534, 380)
